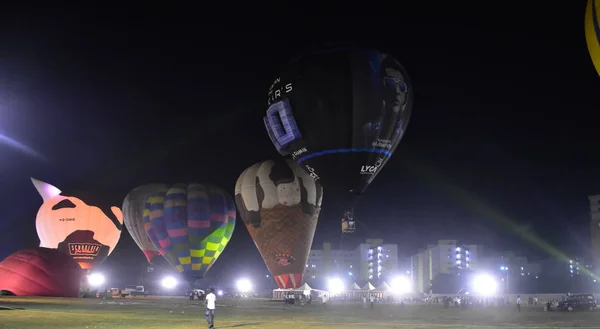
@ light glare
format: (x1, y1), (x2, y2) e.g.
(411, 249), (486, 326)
(327, 278), (345, 294)
(236, 279), (253, 293)
(391, 276), (411, 294)
(88, 273), (105, 287)
(161, 276), (177, 289)
(472, 274), (498, 296)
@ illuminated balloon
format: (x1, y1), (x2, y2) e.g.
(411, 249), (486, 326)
(263, 48), (412, 229)
(0, 248), (82, 297)
(32, 178), (123, 271)
(144, 183), (235, 284)
(235, 158), (322, 289)
(586, 0), (600, 76)
(123, 184), (168, 262)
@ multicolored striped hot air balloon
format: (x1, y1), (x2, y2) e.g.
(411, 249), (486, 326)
(143, 183), (235, 285)
(586, 0), (600, 76)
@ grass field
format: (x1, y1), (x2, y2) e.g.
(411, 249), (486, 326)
(1, 296), (600, 329)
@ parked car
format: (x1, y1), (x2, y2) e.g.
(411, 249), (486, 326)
(556, 294), (596, 312)
(121, 285), (147, 297)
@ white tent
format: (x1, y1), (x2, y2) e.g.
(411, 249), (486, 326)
(362, 282), (376, 291)
(296, 283), (312, 294)
(272, 282), (328, 300)
(375, 282), (391, 292)
(349, 282), (361, 290)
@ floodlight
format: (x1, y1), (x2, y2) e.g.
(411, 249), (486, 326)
(472, 274), (498, 296)
(391, 276), (411, 294)
(161, 276), (177, 289)
(88, 273), (105, 287)
(327, 278), (345, 294)
(236, 279), (253, 293)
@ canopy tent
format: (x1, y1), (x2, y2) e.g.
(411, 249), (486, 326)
(297, 283), (312, 291)
(362, 282), (376, 291)
(375, 282), (391, 292)
(349, 282), (361, 290)
(272, 282), (328, 300)
(373, 282), (394, 299)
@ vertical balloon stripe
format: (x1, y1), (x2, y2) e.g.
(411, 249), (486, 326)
(188, 184), (211, 237)
(148, 191), (180, 268)
(123, 184), (167, 262)
(165, 186), (190, 263)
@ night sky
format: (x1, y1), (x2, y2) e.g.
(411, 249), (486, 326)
(1, 3), (598, 285)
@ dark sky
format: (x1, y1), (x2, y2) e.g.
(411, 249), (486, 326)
(1, 3), (599, 285)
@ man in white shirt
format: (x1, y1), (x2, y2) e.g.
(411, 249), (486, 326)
(516, 295), (521, 312)
(204, 288), (216, 328)
(321, 293), (329, 309)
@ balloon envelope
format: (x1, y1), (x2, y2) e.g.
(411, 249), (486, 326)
(32, 178), (123, 271)
(0, 248), (82, 297)
(144, 183), (235, 283)
(586, 0), (600, 76)
(263, 48), (412, 205)
(123, 184), (168, 262)
(235, 158), (322, 289)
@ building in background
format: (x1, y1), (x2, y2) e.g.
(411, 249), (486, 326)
(537, 256), (593, 278)
(409, 240), (483, 293)
(305, 239), (399, 284)
(355, 239), (399, 282)
(478, 251), (541, 293)
(590, 195), (600, 272)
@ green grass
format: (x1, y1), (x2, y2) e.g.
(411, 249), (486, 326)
(1, 297), (599, 329)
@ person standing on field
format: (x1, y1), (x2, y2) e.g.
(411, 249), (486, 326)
(204, 287), (216, 328)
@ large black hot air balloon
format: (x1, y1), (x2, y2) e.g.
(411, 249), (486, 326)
(263, 48), (413, 232)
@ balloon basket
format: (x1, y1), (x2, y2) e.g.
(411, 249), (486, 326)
(341, 217), (355, 233)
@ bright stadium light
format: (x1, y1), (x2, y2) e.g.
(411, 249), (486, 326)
(236, 279), (253, 293)
(327, 277), (345, 294)
(472, 274), (498, 296)
(88, 273), (105, 287)
(161, 276), (178, 289)
(217, 290), (224, 296)
(391, 276), (411, 294)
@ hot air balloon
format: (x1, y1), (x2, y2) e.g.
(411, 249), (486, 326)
(586, 0), (600, 76)
(144, 183), (235, 286)
(235, 158), (323, 289)
(0, 248), (82, 297)
(263, 48), (412, 232)
(32, 178), (123, 271)
(123, 184), (168, 266)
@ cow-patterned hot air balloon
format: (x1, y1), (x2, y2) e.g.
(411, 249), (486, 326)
(235, 158), (323, 289)
(123, 184), (168, 264)
(143, 183), (235, 286)
(32, 178), (123, 272)
(263, 47), (412, 232)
